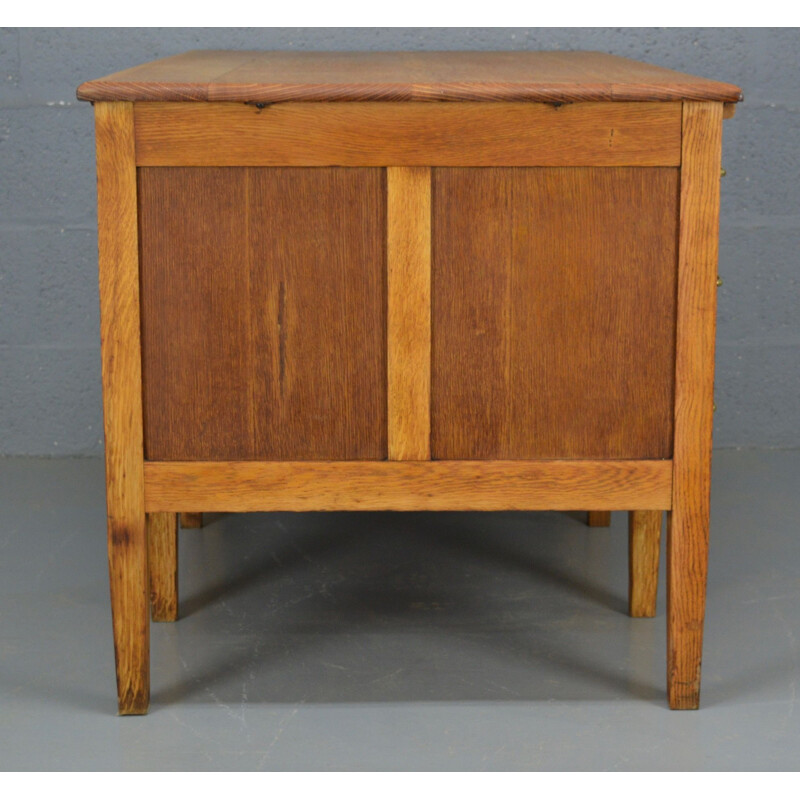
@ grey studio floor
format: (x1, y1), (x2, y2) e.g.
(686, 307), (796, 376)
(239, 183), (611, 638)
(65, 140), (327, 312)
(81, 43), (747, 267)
(1, 450), (798, 771)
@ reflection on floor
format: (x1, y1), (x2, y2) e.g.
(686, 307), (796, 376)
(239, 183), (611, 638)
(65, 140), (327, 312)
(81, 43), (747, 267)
(1, 450), (798, 769)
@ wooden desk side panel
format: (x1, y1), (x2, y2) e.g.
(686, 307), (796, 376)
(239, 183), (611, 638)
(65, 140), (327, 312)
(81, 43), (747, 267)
(432, 166), (680, 460)
(138, 166), (387, 461)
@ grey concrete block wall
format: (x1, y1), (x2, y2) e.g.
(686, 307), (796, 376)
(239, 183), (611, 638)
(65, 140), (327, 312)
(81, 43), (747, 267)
(0, 27), (798, 455)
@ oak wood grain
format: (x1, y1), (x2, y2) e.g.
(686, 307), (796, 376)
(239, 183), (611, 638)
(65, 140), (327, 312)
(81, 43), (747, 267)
(143, 459), (673, 513)
(432, 167), (679, 460)
(587, 511), (612, 527)
(147, 512), (178, 622)
(667, 101), (723, 710)
(138, 167), (387, 461)
(179, 513), (203, 529)
(629, 510), (663, 618)
(77, 50), (743, 103)
(94, 102), (149, 715)
(133, 101), (682, 167)
(387, 167), (431, 460)
(84, 53), (739, 716)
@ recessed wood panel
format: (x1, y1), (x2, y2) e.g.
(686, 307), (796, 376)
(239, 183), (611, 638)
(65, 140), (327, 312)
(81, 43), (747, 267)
(432, 167), (679, 460)
(139, 167), (387, 461)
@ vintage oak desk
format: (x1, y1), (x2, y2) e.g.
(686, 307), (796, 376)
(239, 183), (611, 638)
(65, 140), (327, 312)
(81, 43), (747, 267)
(77, 51), (741, 714)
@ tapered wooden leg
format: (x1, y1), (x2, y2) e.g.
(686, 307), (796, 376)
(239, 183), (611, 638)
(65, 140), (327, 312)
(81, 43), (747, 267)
(629, 510), (662, 617)
(587, 511), (611, 527)
(180, 512), (203, 529)
(667, 101), (722, 710)
(108, 515), (150, 715)
(148, 512), (179, 622)
(95, 101), (150, 715)
(667, 505), (709, 709)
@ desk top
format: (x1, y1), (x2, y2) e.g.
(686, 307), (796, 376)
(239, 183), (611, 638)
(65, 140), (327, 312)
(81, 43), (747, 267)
(77, 50), (742, 104)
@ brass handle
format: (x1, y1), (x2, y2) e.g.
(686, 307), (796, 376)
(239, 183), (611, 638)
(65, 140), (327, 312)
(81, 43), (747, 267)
(720, 168), (727, 177)
(716, 276), (723, 287)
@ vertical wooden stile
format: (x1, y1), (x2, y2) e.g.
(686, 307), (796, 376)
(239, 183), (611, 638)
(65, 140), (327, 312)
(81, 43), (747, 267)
(667, 101), (723, 709)
(387, 167), (432, 460)
(94, 101), (149, 714)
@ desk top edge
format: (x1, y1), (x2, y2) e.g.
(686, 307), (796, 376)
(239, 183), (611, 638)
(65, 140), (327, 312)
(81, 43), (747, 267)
(76, 50), (743, 104)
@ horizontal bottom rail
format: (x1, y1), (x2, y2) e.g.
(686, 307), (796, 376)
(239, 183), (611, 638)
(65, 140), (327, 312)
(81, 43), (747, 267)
(144, 459), (672, 512)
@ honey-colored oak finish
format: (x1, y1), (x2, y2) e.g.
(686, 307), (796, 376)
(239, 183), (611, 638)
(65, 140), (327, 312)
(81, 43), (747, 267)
(180, 512), (203, 529)
(94, 102), (149, 715)
(667, 101), (724, 710)
(77, 50), (743, 103)
(587, 511), (612, 527)
(147, 512), (178, 622)
(387, 167), (431, 461)
(80, 51), (740, 714)
(143, 460), (673, 513)
(629, 510), (663, 618)
(133, 101), (682, 167)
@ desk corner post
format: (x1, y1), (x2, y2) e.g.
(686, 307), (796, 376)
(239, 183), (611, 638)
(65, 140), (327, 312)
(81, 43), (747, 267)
(95, 101), (150, 715)
(668, 101), (723, 710)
